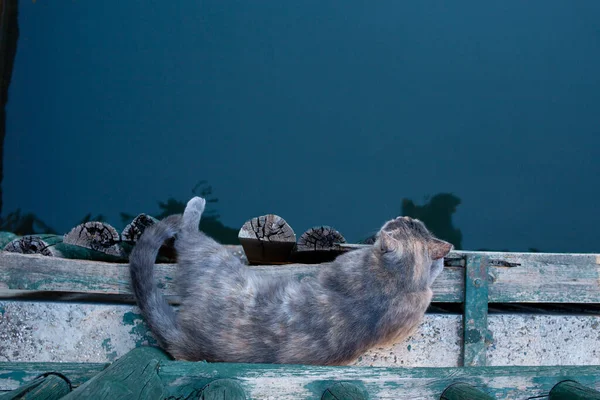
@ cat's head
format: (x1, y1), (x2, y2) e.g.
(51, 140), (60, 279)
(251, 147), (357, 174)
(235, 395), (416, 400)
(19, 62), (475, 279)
(374, 216), (453, 287)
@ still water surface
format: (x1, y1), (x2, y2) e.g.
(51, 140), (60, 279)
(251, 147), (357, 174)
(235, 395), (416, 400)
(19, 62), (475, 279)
(2, 1), (599, 252)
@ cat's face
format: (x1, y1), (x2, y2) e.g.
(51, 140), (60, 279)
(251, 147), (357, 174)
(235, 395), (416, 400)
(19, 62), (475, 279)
(374, 216), (453, 285)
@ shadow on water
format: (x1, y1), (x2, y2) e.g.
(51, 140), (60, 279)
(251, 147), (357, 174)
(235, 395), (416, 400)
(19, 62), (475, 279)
(120, 181), (239, 245)
(0, 180), (239, 244)
(360, 192), (464, 250)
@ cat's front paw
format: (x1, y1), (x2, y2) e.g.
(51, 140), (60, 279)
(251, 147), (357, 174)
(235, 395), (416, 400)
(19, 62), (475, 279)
(187, 196), (206, 214)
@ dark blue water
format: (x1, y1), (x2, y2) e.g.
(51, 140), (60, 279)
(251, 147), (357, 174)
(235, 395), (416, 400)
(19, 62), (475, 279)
(3, 1), (600, 252)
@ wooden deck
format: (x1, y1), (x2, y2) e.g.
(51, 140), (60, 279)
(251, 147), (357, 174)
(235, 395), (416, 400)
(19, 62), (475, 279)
(1, 249), (599, 398)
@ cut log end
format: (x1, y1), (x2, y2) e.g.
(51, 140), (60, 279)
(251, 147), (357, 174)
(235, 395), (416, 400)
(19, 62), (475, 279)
(290, 226), (347, 264)
(238, 214), (296, 242)
(296, 226), (346, 252)
(121, 214), (158, 242)
(63, 221), (125, 257)
(238, 214), (296, 264)
(3, 235), (63, 257)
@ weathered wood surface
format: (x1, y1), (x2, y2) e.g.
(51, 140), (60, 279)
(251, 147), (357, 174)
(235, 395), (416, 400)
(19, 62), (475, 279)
(3, 235), (62, 256)
(238, 214), (296, 264)
(121, 214), (158, 243)
(0, 372), (70, 399)
(441, 382), (495, 400)
(61, 347), (168, 399)
(0, 252), (462, 302)
(157, 363), (600, 400)
(463, 255), (489, 367)
(2, 250), (600, 303)
(549, 379), (600, 399)
(291, 226), (347, 264)
(0, 234), (17, 249)
(0, 301), (462, 367)
(1, 359), (599, 399)
(321, 382), (367, 400)
(0, 362), (106, 391)
(3, 234), (129, 263)
(1, 301), (599, 369)
(63, 221), (126, 258)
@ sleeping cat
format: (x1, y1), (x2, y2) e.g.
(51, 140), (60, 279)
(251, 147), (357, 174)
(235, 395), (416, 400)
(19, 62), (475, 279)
(129, 196), (452, 365)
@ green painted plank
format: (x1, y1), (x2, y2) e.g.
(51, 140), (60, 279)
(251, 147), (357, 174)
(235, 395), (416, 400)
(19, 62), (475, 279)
(157, 362), (600, 400)
(1, 355), (599, 399)
(321, 382), (368, 400)
(61, 347), (169, 400)
(463, 255), (489, 367)
(441, 382), (495, 400)
(0, 233), (18, 249)
(549, 380), (600, 400)
(487, 252), (600, 303)
(0, 363), (107, 391)
(0, 373), (70, 399)
(0, 252), (178, 296)
(198, 379), (246, 400)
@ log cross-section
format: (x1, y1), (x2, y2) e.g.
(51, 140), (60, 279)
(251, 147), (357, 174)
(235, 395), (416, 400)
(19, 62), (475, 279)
(63, 222), (125, 258)
(121, 214), (158, 243)
(238, 215), (296, 264)
(291, 226), (347, 263)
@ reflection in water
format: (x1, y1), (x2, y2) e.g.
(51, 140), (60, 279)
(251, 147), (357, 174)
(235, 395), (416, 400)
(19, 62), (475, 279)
(120, 181), (239, 244)
(0, 0), (19, 217)
(402, 193), (463, 250)
(2, 2), (600, 252)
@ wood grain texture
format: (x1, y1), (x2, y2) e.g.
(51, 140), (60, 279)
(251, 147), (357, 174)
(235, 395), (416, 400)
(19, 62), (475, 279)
(61, 347), (168, 400)
(2, 250), (599, 303)
(156, 362), (600, 400)
(63, 222), (125, 258)
(0, 252), (462, 303)
(238, 214), (296, 264)
(0, 373), (70, 399)
(0, 362), (107, 391)
(549, 380), (600, 400)
(441, 382), (495, 400)
(463, 255), (489, 367)
(1, 358), (599, 399)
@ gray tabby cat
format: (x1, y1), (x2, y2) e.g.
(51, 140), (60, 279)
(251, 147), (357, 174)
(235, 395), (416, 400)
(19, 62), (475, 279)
(129, 196), (452, 365)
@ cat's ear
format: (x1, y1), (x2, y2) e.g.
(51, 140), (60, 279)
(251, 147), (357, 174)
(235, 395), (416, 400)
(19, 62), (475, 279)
(428, 238), (453, 259)
(378, 230), (397, 253)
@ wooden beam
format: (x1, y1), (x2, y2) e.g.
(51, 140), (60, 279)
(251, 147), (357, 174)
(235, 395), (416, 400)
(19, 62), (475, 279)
(0, 252), (463, 303)
(463, 255), (489, 367)
(2, 357), (600, 399)
(0, 373), (71, 399)
(2, 250), (600, 303)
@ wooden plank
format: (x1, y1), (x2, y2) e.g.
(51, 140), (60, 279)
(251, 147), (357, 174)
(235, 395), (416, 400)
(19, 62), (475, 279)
(157, 362), (600, 399)
(0, 362), (106, 391)
(2, 359), (599, 399)
(0, 250), (599, 303)
(549, 380), (600, 399)
(0, 301), (463, 367)
(441, 382), (494, 400)
(61, 347), (169, 399)
(463, 255), (489, 367)
(485, 252), (600, 303)
(2, 299), (598, 370)
(0, 252), (464, 303)
(0, 252), (179, 297)
(0, 373), (70, 399)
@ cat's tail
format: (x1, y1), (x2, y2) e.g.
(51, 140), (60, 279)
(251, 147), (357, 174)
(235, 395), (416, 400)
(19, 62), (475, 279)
(129, 214), (183, 348)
